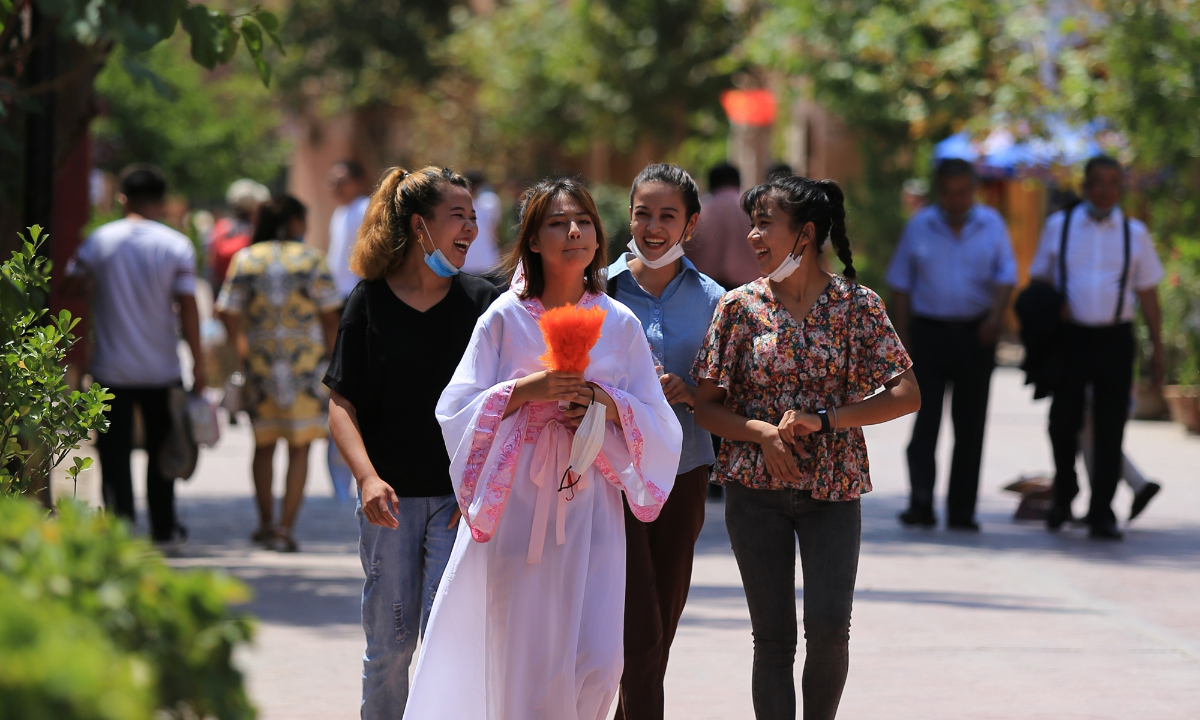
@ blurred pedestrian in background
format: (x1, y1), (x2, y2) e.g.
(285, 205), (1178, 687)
(1078, 390), (1160, 521)
(327, 160), (368, 300)
(209, 178), (270, 290)
(693, 176), (919, 720)
(687, 162), (760, 291)
(325, 160), (369, 502)
(323, 166), (498, 718)
(65, 163), (205, 547)
(462, 170), (503, 277)
(216, 195), (342, 552)
(1030, 156), (1165, 540)
(606, 164), (725, 720)
(766, 162), (794, 180)
(887, 159), (1016, 531)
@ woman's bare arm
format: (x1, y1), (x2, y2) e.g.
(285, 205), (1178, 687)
(693, 379), (803, 483)
(779, 369), (921, 444)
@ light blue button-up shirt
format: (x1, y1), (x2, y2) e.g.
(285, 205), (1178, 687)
(608, 253), (726, 475)
(885, 204), (1018, 320)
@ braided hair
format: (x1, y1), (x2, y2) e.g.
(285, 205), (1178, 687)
(740, 175), (855, 280)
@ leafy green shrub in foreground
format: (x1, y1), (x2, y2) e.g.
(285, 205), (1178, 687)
(0, 497), (256, 720)
(0, 578), (154, 720)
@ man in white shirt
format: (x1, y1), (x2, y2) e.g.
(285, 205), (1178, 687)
(66, 164), (206, 545)
(326, 160), (369, 300)
(462, 171), (503, 277)
(1029, 156), (1165, 540)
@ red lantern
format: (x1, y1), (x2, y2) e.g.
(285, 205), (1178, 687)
(720, 89), (777, 127)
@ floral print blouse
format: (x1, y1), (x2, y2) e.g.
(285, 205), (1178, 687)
(691, 275), (912, 500)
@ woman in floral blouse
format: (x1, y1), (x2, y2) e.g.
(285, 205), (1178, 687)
(692, 175), (920, 720)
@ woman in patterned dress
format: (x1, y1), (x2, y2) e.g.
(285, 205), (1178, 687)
(217, 195), (342, 551)
(692, 176), (921, 720)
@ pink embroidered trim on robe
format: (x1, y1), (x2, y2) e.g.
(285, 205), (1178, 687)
(457, 380), (528, 543)
(595, 381), (668, 521)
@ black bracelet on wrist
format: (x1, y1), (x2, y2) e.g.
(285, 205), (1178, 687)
(817, 408), (831, 433)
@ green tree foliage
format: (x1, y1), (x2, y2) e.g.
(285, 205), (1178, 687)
(446, 0), (742, 174)
(0, 496), (256, 719)
(278, 0), (467, 110)
(0, 1), (282, 203)
(1051, 1), (1200, 257)
(1, 227), (111, 496)
(745, 0), (1039, 141)
(93, 37), (287, 203)
(741, 0), (1042, 286)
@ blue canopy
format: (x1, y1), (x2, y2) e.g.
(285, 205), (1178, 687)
(934, 119), (1114, 179)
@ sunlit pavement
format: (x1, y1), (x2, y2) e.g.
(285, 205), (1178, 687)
(81, 366), (1200, 719)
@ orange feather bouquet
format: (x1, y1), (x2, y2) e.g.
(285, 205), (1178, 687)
(538, 306), (607, 374)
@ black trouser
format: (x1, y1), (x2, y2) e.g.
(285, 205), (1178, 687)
(724, 481), (861, 720)
(616, 466), (710, 720)
(95, 384), (178, 541)
(905, 315), (996, 523)
(1048, 323), (1134, 528)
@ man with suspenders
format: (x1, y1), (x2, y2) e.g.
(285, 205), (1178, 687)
(1029, 156), (1166, 540)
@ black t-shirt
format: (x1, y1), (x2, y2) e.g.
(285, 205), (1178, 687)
(323, 274), (500, 497)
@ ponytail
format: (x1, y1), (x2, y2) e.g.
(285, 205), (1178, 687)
(350, 165), (470, 280)
(741, 175), (856, 281)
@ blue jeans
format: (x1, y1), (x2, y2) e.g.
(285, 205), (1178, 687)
(357, 491), (458, 720)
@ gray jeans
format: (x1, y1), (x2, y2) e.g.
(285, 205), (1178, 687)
(357, 492), (458, 720)
(724, 481), (861, 720)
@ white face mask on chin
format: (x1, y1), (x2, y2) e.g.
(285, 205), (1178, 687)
(627, 231), (685, 270)
(763, 229), (829, 283)
(765, 230), (804, 282)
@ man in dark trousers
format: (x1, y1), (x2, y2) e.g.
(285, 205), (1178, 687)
(887, 159), (1017, 530)
(66, 165), (206, 546)
(1029, 156), (1165, 540)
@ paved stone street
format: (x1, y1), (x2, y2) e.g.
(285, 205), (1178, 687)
(78, 367), (1200, 719)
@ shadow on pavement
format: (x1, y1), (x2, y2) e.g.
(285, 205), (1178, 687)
(696, 493), (1200, 567)
(686, 584), (1098, 614)
(168, 495), (364, 629)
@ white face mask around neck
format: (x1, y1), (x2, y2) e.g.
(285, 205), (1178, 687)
(627, 229), (686, 269)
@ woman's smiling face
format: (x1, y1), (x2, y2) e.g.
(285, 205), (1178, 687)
(414, 184), (477, 268)
(629, 182), (696, 263)
(747, 194), (814, 275)
(531, 192), (599, 278)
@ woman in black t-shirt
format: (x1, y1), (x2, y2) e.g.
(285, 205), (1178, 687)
(323, 166), (499, 718)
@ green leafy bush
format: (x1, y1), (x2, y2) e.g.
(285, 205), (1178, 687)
(1160, 236), (1200, 385)
(1, 227), (114, 497)
(0, 497), (256, 720)
(0, 578), (154, 720)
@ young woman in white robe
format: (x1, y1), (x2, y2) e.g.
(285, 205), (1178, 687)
(403, 178), (683, 720)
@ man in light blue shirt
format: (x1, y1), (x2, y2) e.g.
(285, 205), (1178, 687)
(886, 159), (1017, 531)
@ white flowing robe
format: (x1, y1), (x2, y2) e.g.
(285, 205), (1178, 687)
(403, 289), (683, 720)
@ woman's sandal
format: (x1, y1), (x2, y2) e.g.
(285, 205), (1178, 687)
(250, 525), (275, 545)
(268, 528), (299, 553)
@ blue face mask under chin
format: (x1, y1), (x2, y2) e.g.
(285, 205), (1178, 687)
(418, 218), (460, 277)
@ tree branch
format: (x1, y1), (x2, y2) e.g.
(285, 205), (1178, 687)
(0, 48), (104, 99)
(0, 6), (54, 75)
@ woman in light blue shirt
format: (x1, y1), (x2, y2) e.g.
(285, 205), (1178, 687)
(606, 163), (725, 720)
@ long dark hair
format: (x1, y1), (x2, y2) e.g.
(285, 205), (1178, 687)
(252, 195), (307, 243)
(506, 177), (608, 299)
(741, 175), (856, 280)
